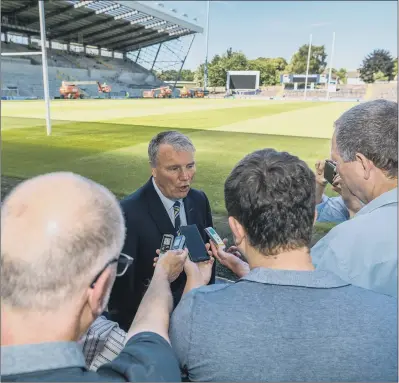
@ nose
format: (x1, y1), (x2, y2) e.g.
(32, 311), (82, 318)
(179, 169), (189, 180)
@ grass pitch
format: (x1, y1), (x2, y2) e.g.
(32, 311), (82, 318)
(2, 99), (356, 214)
(3, 98), (356, 279)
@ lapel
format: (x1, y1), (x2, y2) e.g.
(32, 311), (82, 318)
(144, 178), (175, 235)
(183, 191), (197, 225)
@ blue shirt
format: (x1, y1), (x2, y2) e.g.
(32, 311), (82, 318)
(152, 178), (187, 227)
(316, 195), (349, 223)
(170, 268), (397, 382)
(312, 188), (398, 297)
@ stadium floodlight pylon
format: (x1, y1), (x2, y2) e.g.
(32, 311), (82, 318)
(203, 0), (210, 91)
(326, 32), (336, 101)
(1, 0), (52, 135)
(304, 34), (312, 101)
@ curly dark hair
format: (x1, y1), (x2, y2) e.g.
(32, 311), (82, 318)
(224, 149), (316, 256)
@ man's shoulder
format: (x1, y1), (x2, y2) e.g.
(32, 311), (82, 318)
(177, 283), (236, 309)
(318, 200), (397, 244)
(120, 181), (151, 210)
(2, 368), (112, 382)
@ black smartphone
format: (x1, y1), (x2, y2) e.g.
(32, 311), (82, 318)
(324, 160), (337, 185)
(180, 225), (210, 263)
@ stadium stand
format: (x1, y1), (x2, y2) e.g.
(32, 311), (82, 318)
(368, 82), (397, 101)
(1, 0), (202, 99)
(282, 84), (368, 101)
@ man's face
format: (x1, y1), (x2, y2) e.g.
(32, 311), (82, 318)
(331, 133), (366, 201)
(152, 144), (196, 200)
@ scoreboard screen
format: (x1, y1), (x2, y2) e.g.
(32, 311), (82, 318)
(226, 71), (260, 91)
(229, 75), (257, 90)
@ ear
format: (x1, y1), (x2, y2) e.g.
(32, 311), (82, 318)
(86, 268), (114, 318)
(228, 216), (246, 246)
(355, 153), (373, 180)
(151, 166), (157, 178)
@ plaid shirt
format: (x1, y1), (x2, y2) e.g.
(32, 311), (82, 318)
(78, 314), (126, 371)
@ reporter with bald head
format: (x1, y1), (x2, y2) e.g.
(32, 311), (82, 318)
(1, 172), (183, 382)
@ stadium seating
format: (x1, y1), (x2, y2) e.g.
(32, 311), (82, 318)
(1, 42), (164, 99)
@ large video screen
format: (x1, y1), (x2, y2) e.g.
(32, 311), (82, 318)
(229, 75), (257, 90)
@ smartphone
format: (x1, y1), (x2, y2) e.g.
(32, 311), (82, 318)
(205, 227), (226, 250)
(180, 225), (210, 263)
(324, 160), (337, 185)
(172, 235), (186, 250)
(159, 234), (174, 257)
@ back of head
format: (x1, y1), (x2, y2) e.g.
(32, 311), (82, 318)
(335, 99), (398, 178)
(224, 149), (315, 255)
(1, 172), (125, 311)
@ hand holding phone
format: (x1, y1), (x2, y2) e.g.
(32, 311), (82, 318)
(205, 227), (226, 250)
(324, 160), (337, 185)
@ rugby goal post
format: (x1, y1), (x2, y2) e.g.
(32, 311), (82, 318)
(1, 1), (51, 135)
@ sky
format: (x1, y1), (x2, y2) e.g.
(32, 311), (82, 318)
(142, 1), (397, 71)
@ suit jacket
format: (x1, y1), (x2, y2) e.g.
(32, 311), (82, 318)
(108, 177), (215, 331)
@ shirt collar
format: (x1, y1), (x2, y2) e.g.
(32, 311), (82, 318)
(152, 177), (182, 211)
(1, 341), (86, 376)
(356, 187), (397, 217)
(240, 267), (349, 289)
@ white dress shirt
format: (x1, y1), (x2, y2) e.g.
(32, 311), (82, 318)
(152, 178), (187, 228)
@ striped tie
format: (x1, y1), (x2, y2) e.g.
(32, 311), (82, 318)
(173, 201), (181, 235)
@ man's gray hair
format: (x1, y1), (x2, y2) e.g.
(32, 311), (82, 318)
(1, 173), (125, 311)
(335, 99), (398, 178)
(148, 131), (196, 167)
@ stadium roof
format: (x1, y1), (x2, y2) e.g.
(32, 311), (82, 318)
(1, 0), (203, 53)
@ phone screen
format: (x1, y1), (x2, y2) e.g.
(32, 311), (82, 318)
(324, 161), (337, 185)
(180, 225), (210, 263)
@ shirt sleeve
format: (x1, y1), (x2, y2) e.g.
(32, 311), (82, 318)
(169, 290), (196, 372)
(316, 195), (350, 223)
(79, 316), (121, 368)
(311, 222), (398, 298)
(89, 324), (127, 371)
(96, 332), (181, 382)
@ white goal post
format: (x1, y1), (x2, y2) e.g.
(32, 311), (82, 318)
(1, 1), (52, 135)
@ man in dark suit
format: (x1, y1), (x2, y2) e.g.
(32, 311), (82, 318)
(109, 131), (215, 331)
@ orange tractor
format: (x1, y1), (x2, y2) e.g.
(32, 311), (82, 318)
(179, 87), (205, 98)
(143, 86), (172, 98)
(59, 81), (111, 99)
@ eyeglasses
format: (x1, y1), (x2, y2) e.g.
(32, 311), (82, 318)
(90, 253), (134, 288)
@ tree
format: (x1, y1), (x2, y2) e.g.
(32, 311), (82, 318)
(248, 57), (288, 86)
(335, 68), (347, 84)
(287, 44), (327, 74)
(195, 49), (249, 87)
(359, 49), (394, 83)
(194, 63), (204, 86)
(156, 69), (194, 82)
(373, 71), (389, 82)
(393, 58), (398, 79)
(195, 50), (288, 87)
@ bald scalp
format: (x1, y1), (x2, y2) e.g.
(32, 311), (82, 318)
(1, 172), (125, 311)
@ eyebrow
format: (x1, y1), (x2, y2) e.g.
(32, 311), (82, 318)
(167, 162), (195, 169)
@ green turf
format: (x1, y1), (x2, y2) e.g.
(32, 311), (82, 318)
(109, 102), (320, 129)
(2, 100), (340, 214)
